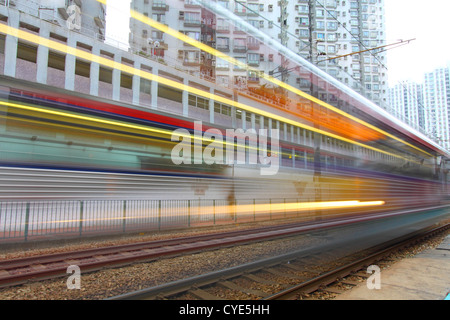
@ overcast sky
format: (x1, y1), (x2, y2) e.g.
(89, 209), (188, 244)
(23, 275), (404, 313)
(104, 0), (131, 50)
(385, 0), (450, 85)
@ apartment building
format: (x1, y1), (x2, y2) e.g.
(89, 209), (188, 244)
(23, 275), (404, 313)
(127, 0), (388, 107)
(423, 67), (450, 150)
(388, 80), (424, 132)
(286, 0), (387, 106)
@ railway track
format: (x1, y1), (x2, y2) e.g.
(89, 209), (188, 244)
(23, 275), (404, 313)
(0, 211), (400, 288)
(108, 223), (450, 300)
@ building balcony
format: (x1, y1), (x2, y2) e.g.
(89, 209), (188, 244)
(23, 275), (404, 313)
(217, 45), (230, 52)
(233, 45), (247, 53)
(247, 43), (260, 50)
(183, 60), (201, 67)
(184, 20), (201, 28)
(152, 3), (169, 11)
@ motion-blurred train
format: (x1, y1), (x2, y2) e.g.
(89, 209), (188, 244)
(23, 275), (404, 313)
(0, 74), (449, 224)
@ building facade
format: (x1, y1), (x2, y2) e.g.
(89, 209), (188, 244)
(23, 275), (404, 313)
(388, 80), (424, 132)
(127, 0), (388, 107)
(423, 67), (450, 150)
(4, 0), (106, 40)
(289, 0), (388, 107)
(387, 67), (450, 151)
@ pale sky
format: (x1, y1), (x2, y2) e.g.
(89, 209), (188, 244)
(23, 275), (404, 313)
(385, 0), (450, 85)
(104, 0), (131, 50)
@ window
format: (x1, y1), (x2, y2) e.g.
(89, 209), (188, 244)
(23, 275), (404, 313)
(140, 78), (151, 95)
(189, 94), (209, 110)
(152, 13), (165, 24)
(234, 38), (246, 50)
(299, 5), (308, 13)
(183, 50), (200, 63)
(183, 31), (199, 41)
(17, 42), (37, 63)
(234, 57), (246, 69)
(248, 70), (260, 82)
(327, 21), (338, 30)
(299, 17), (309, 26)
(184, 12), (200, 24)
(248, 3), (259, 12)
(300, 29), (309, 37)
(214, 102), (231, 116)
(247, 53), (260, 65)
(217, 37), (229, 50)
(218, 0), (229, 9)
(217, 19), (229, 31)
(75, 60), (90, 78)
(216, 57), (229, 69)
(48, 51), (65, 71)
(235, 2), (246, 14)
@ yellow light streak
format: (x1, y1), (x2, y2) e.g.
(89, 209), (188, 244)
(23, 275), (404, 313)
(0, 99), (268, 157)
(228, 200), (386, 215)
(111, 1), (431, 157)
(20, 200), (385, 226)
(0, 100), (180, 138)
(0, 23), (414, 162)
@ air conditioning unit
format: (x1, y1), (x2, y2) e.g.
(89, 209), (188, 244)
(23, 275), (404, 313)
(179, 11), (184, 20)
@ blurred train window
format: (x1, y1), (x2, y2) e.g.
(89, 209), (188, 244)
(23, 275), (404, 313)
(75, 59), (90, 78)
(272, 119), (277, 129)
(295, 150), (305, 168)
(245, 111), (252, 123)
(17, 42), (37, 63)
(48, 51), (65, 71)
(281, 148), (293, 167)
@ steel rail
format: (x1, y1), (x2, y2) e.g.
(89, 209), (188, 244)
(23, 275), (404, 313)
(264, 223), (450, 300)
(0, 208), (409, 288)
(108, 222), (450, 300)
(0, 205), (448, 289)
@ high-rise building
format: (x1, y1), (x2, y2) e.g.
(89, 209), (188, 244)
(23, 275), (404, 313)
(285, 0), (388, 106)
(127, 0), (388, 106)
(388, 80), (424, 132)
(423, 67), (450, 150)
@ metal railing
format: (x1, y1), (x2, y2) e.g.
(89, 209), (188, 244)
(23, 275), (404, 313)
(0, 198), (315, 243)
